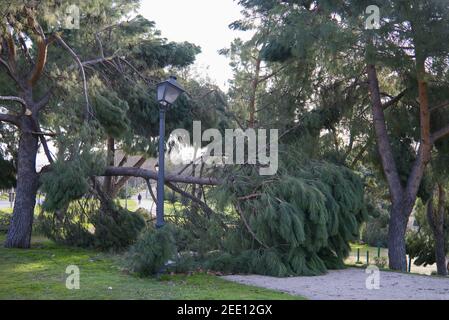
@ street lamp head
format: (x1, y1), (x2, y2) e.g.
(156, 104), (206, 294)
(156, 75), (185, 106)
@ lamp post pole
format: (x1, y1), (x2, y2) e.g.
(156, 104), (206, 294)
(155, 75), (185, 229)
(156, 106), (167, 228)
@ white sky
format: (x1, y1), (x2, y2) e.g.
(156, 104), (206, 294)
(139, 0), (253, 90)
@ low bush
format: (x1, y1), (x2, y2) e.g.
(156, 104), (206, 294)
(126, 225), (177, 276)
(0, 211), (12, 233)
(361, 210), (389, 248)
(373, 256), (387, 268)
(38, 198), (145, 251)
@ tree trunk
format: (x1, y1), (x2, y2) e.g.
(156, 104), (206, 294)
(4, 120), (39, 248)
(434, 230), (447, 276)
(388, 201), (409, 271)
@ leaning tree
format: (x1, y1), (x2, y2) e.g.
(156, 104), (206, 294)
(0, 1), (217, 248)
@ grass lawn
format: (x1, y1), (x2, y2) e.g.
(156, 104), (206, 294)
(0, 234), (301, 300)
(116, 199), (138, 212)
(0, 207), (13, 214)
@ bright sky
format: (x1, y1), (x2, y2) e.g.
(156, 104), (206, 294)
(139, 0), (253, 90)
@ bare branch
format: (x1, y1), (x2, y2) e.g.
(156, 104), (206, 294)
(165, 181), (215, 216)
(0, 95), (28, 115)
(81, 56), (115, 67)
(382, 89), (407, 110)
(95, 33), (105, 58)
(145, 179), (157, 204)
(0, 56), (16, 79)
(235, 201), (269, 249)
(54, 35), (92, 119)
(430, 100), (449, 113)
(38, 135), (54, 164)
(0, 112), (19, 126)
(431, 124), (449, 144)
(112, 156), (147, 196)
(0, 95), (26, 106)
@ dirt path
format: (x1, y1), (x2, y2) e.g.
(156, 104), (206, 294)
(223, 268), (449, 300)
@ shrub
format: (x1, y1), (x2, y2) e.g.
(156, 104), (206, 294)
(374, 257), (387, 268)
(92, 208), (146, 250)
(362, 210), (389, 247)
(38, 198), (145, 251)
(0, 211), (12, 233)
(126, 225), (177, 276)
(205, 251), (236, 274)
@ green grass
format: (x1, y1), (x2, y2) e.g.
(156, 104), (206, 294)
(0, 234), (301, 300)
(116, 199), (138, 212)
(0, 207), (13, 214)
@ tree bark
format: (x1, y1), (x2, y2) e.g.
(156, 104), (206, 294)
(367, 64), (409, 271)
(4, 118), (39, 248)
(367, 61), (434, 272)
(388, 201), (410, 271)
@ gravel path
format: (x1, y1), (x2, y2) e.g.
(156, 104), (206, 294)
(223, 268), (449, 300)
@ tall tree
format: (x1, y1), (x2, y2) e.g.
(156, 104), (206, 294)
(234, 0), (449, 271)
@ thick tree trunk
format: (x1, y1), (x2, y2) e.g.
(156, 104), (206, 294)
(388, 201), (409, 271)
(4, 121), (39, 248)
(434, 231), (447, 276)
(368, 60), (433, 271)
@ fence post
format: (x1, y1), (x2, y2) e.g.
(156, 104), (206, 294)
(356, 248), (360, 264)
(366, 250), (370, 265)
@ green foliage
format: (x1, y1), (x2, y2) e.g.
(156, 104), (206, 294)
(406, 230), (435, 267)
(406, 198), (449, 266)
(142, 155), (368, 277)
(91, 89), (130, 139)
(361, 208), (389, 248)
(38, 197), (145, 251)
(40, 153), (105, 212)
(91, 209), (146, 250)
(373, 257), (387, 269)
(0, 211), (12, 233)
(214, 158), (367, 276)
(126, 225), (178, 276)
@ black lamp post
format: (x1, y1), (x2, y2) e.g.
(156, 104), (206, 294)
(155, 76), (185, 228)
